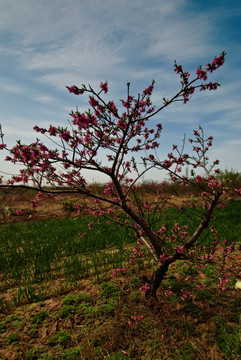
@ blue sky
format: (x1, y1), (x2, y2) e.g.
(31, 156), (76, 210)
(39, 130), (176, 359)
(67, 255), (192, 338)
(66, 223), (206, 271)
(0, 0), (240, 182)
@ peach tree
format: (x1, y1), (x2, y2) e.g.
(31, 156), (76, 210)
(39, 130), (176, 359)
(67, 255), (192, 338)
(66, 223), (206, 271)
(1, 51), (240, 298)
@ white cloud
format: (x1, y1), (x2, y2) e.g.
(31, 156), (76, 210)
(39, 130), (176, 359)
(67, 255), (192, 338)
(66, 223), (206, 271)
(226, 139), (241, 145)
(33, 95), (55, 103)
(0, 0), (215, 88)
(0, 80), (22, 94)
(0, 0), (240, 177)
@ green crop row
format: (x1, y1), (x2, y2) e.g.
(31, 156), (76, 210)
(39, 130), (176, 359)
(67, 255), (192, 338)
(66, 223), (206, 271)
(0, 200), (240, 308)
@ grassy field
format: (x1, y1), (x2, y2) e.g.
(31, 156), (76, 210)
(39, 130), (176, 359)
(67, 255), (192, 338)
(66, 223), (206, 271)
(0, 199), (240, 359)
(0, 215), (136, 306)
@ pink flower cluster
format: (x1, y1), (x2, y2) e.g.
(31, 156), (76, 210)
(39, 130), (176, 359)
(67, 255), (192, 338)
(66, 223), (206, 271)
(160, 253), (169, 262)
(16, 209), (26, 215)
(200, 82), (219, 91)
(68, 85), (85, 95)
(139, 283), (150, 295)
(218, 273), (230, 292)
(181, 289), (192, 299)
(71, 111), (97, 130)
(143, 82), (154, 96)
(129, 246), (144, 265)
(197, 282), (206, 291)
(235, 188), (241, 196)
(174, 51), (226, 104)
(100, 81), (108, 93)
(128, 315), (144, 327)
(111, 266), (127, 277)
(206, 54), (226, 72)
(164, 286), (173, 297)
(196, 68), (208, 80)
(196, 53), (226, 80)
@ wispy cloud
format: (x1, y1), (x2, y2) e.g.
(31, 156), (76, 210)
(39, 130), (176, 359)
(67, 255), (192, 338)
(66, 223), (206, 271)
(0, 0), (215, 86)
(0, 80), (22, 94)
(0, 0), (240, 176)
(226, 139), (241, 146)
(33, 95), (55, 103)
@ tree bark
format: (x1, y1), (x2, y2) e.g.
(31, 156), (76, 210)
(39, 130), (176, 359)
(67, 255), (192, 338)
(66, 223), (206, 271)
(146, 261), (170, 299)
(146, 194), (221, 299)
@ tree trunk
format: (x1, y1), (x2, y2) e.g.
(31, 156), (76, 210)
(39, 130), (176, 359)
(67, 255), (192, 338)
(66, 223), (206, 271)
(146, 261), (170, 299)
(145, 195), (221, 299)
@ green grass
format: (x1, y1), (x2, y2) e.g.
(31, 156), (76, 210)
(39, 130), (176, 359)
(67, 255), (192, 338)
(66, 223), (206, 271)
(212, 315), (241, 359)
(46, 330), (72, 348)
(5, 332), (20, 345)
(0, 200), (240, 309)
(0, 276), (240, 359)
(0, 200), (240, 359)
(0, 215), (134, 305)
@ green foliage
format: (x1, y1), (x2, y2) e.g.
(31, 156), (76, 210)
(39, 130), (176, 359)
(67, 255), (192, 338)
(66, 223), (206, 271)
(183, 301), (203, 317)
(212, 316), (241, 359)
(0, 215), (132, 305)
(25, 347), (41, 360)
(106, 351), (132, 360)
(79, 292), (91, 303)
(61, 293), (80, 305)
(174, 261), (199, 277)
(129, 290), (140, 301)
(59, 304), (76, 318)
(38, 354), (55, 360)
(99, 299), (118, 316)
(12, 319), (25, 330)
(100, 282), (121, 299)
(129, 275), (142, 290)
(0, 187), (240, 360)
(1, 200), (240, 308)
(78, 303), (99, 318)
(5, 332), (20, 345)
(0, 321), (6, 333)
(90, 182), (105, 195)
(62, 199), (78, 213)
(212, 199), (241, 244)
(228, 298), (240, 323)
(5, 313), (21, 323)
(27, 328), (38, 337)
(0, 264), (240, 359)
(216, 168), (241, 187)
(170, 343), (196, 360)
(25, 346), (55, 360)
(163, 277), (192, 294)
(46, 330), (72, 348)
(195, 288), (213, 300)
(58, 293), (82, 318)
(32, 310), (48, 324)
(62, 347), (81, 360)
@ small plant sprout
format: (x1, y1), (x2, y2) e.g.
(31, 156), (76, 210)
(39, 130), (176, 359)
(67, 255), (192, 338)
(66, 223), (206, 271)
(235, 280), (241, 290)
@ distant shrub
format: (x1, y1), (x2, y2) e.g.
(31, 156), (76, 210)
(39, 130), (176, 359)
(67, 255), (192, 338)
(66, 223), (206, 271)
(216, 168), (241, 188)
